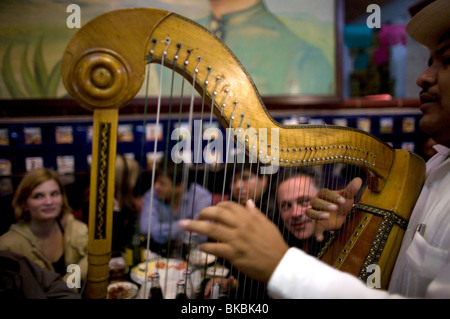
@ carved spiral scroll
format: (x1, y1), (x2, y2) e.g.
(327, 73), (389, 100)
(70, 49), (131, 110)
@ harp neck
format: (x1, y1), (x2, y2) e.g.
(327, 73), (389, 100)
(62, 8), (394, 191)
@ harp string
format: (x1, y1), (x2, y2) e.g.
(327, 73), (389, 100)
(193, 65), (221, 294)
(136, 37), (372, 301)
(210, 92), (244, 299)
(234, 157), (256, 299)
(248, 159), (263, 298)
(324, 119), (340, 247)
(319, 123), (336, 258)
(160, 40), (182, 265)
(142, 37), (170, 299)
(196, 75), (226, 299)
(140, 42), (228, 298)
(200, 68), (222, 286)
(183, 56), (204, 273)
(160, 48), (184, 294)
(163, 44), (196, 295)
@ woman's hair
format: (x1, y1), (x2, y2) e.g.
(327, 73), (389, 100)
(114, 154), (139, 211)
(11, 168), (72, 222)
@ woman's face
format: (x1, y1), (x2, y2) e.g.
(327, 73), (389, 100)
(25, 179), (63, 222)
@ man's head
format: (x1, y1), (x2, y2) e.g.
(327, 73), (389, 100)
(228, 161), (268, 205)
(277, 169), (321, 240)
(407, 0), (450, 147)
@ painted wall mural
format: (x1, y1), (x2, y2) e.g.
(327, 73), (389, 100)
(0, 0), (338, 99)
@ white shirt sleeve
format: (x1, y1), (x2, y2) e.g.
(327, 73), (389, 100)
(427, 262), (450, 298)
(267, 247), (404, 299)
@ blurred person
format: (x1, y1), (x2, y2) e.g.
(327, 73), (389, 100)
(139, 159), (212, 257)
(227, 159), (273, 212)
(81, 154), (140, 256)
(0, 250), (81, 299)
(200, 159), (273, 299)
(0, 168), (88, 288)
(202, 168), (326, 298)
(111, 154), (140, 254)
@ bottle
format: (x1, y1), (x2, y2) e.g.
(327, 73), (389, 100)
(149, 272), (163, 299)
(210, 282), (220, 299)
(131, 232), (142, 266)
(125, 225), (142, 267)
(182, 268), (194, 299)
(175, 279), (188, 300)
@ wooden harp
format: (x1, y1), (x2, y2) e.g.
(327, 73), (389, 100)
(61, 8), (425, 299)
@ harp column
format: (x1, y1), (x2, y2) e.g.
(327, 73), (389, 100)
(61, 8), (171, 299)
(86, 108), (117, 299)
(73, 50), (125, 299)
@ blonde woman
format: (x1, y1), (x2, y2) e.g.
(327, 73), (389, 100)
(0, 168), (88, 287)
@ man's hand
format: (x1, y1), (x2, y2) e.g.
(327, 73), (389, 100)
(307, 177), (363, 241)
(179, 200), (289, 283)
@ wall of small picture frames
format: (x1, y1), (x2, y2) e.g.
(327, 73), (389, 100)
(0, 108), (428, 197)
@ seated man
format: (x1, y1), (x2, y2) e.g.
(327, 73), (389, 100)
(276, 168), (329, 256)
(202, 168), (325, 298)
(139, 159), (212, 257)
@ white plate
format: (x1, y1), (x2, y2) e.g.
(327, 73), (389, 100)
(142, 249), (159, 261)
(107, 282), (138, 299)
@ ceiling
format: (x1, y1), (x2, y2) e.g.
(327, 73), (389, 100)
(344, 0), (395, 22)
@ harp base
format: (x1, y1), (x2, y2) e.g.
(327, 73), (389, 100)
(84, 252), (112, 299)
